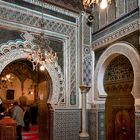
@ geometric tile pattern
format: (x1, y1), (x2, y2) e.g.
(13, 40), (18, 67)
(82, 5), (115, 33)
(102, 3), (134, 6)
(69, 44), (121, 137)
(89, 105), (105, 140)
(82, 12), (92, 86)
(98, 111), (105, 140)
(83, 55), (92, 86)
(70, 29), (77, 97)
(135, 112), (140, 140)
(89, 109), (97, 140)
(83, 16), (91, 46)
(53, 110), (81, 140)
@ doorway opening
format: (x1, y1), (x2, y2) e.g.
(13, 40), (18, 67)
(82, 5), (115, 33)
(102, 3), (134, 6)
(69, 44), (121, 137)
(104, 55), (135, 140)
(0, 59), (52, 140)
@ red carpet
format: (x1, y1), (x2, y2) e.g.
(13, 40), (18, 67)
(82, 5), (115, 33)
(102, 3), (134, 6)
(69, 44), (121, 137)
(22, 125), (39, 140)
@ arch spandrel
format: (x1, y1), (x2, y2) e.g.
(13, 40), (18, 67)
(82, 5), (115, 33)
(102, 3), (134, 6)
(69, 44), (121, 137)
(94, 42), (140, 100)
(0, 40), (64, 106)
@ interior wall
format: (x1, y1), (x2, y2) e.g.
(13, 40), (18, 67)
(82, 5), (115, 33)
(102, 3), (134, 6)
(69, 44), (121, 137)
(23, 79), (34, 101)
(0, 78), (50, 104)
(0, 64), (50, 107)
(38, 81), (49, 101)
(0, 75), (22, 101)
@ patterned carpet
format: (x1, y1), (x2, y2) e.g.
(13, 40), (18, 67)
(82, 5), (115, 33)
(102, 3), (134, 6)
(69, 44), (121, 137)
(22, 125), (38, 140)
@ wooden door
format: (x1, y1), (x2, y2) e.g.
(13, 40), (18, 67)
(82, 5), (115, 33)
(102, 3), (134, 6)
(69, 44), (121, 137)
(105, 93), (135, 140)
(114, 109), (134, 140)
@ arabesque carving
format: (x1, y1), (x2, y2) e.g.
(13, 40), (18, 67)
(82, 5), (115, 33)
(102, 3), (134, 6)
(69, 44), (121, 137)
(0, 40), (64, 106)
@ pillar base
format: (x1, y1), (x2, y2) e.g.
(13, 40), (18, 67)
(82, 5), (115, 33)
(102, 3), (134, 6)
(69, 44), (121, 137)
(79, 132), (89, 139)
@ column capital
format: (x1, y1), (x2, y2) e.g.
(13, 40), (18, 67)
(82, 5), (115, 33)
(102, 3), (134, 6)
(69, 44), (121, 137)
(80, 85), (91, 93)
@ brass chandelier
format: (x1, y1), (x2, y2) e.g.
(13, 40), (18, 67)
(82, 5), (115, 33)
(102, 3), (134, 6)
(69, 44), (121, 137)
(26, 1), (57, 71)
(27, 31), (57, 71)
(0, 74), (14, 89)
(83, 0), (111, 9)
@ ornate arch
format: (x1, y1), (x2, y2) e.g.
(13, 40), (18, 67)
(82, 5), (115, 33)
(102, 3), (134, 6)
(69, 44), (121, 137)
(94, 42), (140, 100)
(0, 40), (64, 106)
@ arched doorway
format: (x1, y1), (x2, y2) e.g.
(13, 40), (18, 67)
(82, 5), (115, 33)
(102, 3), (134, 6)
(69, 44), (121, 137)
(0, 59), (52, 139)
(94, 42), (140, 139)
(0, 40), (64, 140)
(104, 55), (135, 140)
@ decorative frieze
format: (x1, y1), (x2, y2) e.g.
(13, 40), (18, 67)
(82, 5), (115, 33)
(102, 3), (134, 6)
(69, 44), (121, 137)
(92, 19), (139, 50)
(22, 0), (80, 18)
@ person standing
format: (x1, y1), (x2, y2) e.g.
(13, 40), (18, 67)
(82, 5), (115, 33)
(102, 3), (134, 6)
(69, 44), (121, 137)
(0, 97), (5, 119)
(12, 101), (24, 140)
(30, 103), (38, 125)
(23, 106), (30, 132)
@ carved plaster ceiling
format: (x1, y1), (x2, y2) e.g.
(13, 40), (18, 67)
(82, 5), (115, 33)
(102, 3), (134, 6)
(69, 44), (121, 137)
(2, 0), (83, 13)
(43, 0), (83, 13)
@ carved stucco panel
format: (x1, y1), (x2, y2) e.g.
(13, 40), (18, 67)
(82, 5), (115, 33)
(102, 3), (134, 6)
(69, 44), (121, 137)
(0, 1), (79, 106)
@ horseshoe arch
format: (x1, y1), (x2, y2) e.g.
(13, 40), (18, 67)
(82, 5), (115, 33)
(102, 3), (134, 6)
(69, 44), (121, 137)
(94, 42), (140, 100)
(0, 40), (64, 106)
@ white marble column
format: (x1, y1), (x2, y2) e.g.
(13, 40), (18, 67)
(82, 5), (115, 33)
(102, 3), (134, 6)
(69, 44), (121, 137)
(79, 85), (91, 139)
